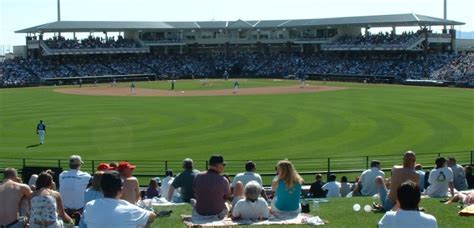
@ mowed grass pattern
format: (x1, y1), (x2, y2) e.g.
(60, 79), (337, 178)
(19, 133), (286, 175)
(0, 80), (473, 171)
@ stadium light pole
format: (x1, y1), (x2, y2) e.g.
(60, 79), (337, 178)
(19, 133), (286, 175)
(57, 0), (61, 21)
(443, 0), (447, 31)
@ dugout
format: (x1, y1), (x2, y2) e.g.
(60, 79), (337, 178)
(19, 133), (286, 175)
(307, 73), (397, 84)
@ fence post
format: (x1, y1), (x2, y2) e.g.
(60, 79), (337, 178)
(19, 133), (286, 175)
(327, 157), (331, 180)
(58, 159), (61, 168)
(438, 153), (441, 157)
(205, 161), (209, 170)
(366, 156), (369, 169)
(22, 158), (26, 169)
(471, 150), (473, 165)
(165, 161), (168, 171)
(91, 160), (95, 174)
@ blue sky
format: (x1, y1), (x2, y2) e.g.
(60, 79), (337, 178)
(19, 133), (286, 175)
(1, 0), (473, 46)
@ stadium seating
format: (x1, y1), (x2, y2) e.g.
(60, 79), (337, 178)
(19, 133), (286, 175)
(2, 52), (473, 86)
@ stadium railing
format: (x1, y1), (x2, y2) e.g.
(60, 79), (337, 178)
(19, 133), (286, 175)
(1, 150), (472, 186)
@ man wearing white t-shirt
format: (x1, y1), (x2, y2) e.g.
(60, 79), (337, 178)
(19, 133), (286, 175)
(59, 155), (91, 225)
(84, 172), (156, 228)
(231, 161), (267, 200)
(359, 160), (384, 196)
(427, 157), (454, 198)
(322, 174), (341, 198)
(378, 180), (437, 228)
(232, 181), (269, 220)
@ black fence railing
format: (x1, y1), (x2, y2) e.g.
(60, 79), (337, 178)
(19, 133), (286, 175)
(1, 150), (472, 186)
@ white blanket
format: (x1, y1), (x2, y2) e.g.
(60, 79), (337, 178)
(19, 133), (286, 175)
(182, 213), (325, 227)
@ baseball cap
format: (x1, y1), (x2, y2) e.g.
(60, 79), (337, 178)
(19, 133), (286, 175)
(97, 163), (111, 171)
(209, 155), (226, 166)
(69, 155), (84, 165)
(117, 161), (136, 172)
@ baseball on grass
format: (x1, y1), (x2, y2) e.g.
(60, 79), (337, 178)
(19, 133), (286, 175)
(181, 91), (184, 93)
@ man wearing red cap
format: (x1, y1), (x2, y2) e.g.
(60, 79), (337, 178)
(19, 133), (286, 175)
(118, 161), (140, 204)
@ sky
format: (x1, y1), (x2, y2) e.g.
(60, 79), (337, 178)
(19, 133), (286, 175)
(1, 0), (473, 47)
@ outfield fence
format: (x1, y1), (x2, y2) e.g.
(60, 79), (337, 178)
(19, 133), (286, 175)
(1, 150), (472, 186)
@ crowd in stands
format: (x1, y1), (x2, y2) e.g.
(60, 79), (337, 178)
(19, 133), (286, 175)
(2, 52), (473, 86)
(323, 31), (422, 49)
(1, 151), (473, 227)
(44, 36), (139, 49)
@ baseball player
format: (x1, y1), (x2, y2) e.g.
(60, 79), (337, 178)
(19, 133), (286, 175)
(233, 80), (240, 94)
(130, 82), (136, 94)
(36, 120), (46, 144)
(223, 70), (229, 80)
(171, 79), (176, 90)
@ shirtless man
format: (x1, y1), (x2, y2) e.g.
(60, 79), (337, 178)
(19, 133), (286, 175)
(375, 151), (420, 211)
(118, 161), (140, 204)
(0, 168), (32, 227)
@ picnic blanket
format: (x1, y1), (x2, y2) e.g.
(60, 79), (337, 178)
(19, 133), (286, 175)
(459, 205), (474, 216)
(144, 198), (187, 206)
(182, 214), (326, 227)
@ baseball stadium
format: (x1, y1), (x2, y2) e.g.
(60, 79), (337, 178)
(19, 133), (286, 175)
(0, 0), (473, 227)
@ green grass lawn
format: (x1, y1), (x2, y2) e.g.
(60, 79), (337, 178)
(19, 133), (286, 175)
(0, 80), (473, 174)
(152, 197), (474, 227)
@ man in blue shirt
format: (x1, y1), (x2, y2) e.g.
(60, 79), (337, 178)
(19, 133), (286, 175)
(36, 120), (46, 144)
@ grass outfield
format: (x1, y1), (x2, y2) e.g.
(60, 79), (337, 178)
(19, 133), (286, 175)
(152, 198), (474, 227)
(0, 80), (473, 173)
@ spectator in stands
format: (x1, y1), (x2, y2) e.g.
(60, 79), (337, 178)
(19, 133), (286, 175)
(30, 171), (73, 227)
(232, 181), (270, 220)
(415, 164), (425, 192)
(192, 155), (231, 218)
(426, 157), (454, 198)
(308, 173), (326, 198)
(117, 161), (140, 204)
(231, 161), (267, 200)
(374, 151), (420, 211)
(271, 160), (304, 218)
(59, 155), (91, 225)
(83, 172), (157, 227)
(161, 169), (180, 202)
(466, 165), (474, 189)
(378, 180), (437, 227)
(359, 160), (384, 196)
(322, 174), (341, 198)
(168, 158), (199, 203)
(146, 178), (160, 199)
(447, 157), (468, 191)
(340, 176), (352, 197)
(0, 168), (32, 227)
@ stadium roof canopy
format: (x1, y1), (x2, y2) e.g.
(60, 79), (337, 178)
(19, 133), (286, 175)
(16, 13), (464, 33)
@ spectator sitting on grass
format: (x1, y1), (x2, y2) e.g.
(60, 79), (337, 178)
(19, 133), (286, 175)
(168, 158), (199, 203)
(271, 160), (304, 218)
(359, 160), (384, 196)
(192, 155), (231, 219)
(30, 171), (73, 227)
(340, 176), (352, 197)
(427, 157), (454, 198)
(322, 174), (341, 198)
(231, 161), (267, 200)
(232, 181), (270, 220)
(465, 165), (474, 189)
(231, 181), (245, 209)
(375, 151), (420, 211)
(447, 157), (468, 191)
(118, 161), (140, 204)
(308, 173), (326, 198)
(378, 180), (437, 228)
(415, 164), (425, 192)
(83, 172), (157, 227)
(146, 178), (160, 199)
(0, 168), (32, 227)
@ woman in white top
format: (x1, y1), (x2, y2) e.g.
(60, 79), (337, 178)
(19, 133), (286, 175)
(30, 172), (73, 228)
